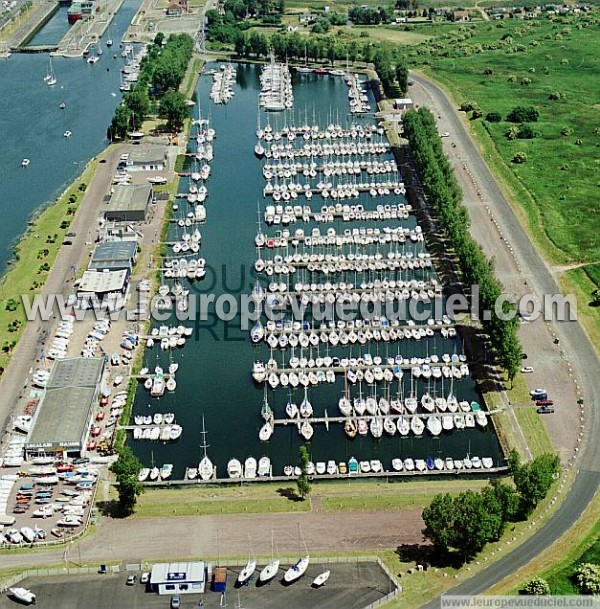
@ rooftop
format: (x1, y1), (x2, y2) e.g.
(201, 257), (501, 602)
(91, 241), (137, 264)
(105, 183), (152, 214)
(27, 358), (105, 449)
(150, 562), (206, 584)
(128, 146), (166, 165)
(79, 269), (128, 294)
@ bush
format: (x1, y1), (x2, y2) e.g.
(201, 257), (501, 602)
(517, 124), (538, 139)
(521, 77), (532, 86)
(561, 126), (573, 136)
(486, 112), (502, 123)
(522, 577), (550, 595)
(513, 151), (527, 163)
(574, 563), (600, 595)
(507, 106), (539, 123)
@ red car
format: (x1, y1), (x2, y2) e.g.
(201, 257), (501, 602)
(96, 411), (106, 421)
(87, 439), (97, 451)
(91, 426), (102, 437)
(535, 399), (554, 407)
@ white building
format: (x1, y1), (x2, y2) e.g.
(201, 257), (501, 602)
(150, 562), (206, 595)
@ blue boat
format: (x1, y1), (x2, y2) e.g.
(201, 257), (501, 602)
(426, 456), (435, 470)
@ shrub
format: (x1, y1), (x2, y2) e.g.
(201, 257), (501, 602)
(486, 112), (502, 123)
(521, 77), (532, 86)
(561, 126), (573, 136)
(483, 67), (494, 75)
(507, 74), (517, 83)
(513, 152), (527, 164)
(522, 577), (550, 595)
(517, 124), (538, 139)
(574, 563), (600, 595)
(507, 106), (539, 123)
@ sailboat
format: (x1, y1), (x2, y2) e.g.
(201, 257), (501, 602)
(312, 568), (331, 587)
(259, 531), (280, 583)
(44, 57), (57, 86)
(238, 537), (257, 585)
(106, 25), (113, 46)
(296, 43), (313, 73)
(198, 416), (214, 480)
(284, 524), (310, 583)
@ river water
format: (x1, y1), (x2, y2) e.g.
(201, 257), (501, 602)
(128, 62), (504, 479)
(0, 0), (140, 274)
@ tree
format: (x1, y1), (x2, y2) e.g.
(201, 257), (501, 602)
(159, 90), (189, 132)
(574, 563), (600, 595)
(513, 151), (527, 164)
(108, 105), (132, 140)
(296, 445), (311, 499)
(110, 445), (144, 515)
(522, 577), (550, 595)
(154, 32), (165, 46)
(422, 492), (455, 553)
(591, 288), (600, 305)
(513, 453), (560, 516)
(206, 8), (222, 25)
(395, 62), (409, 94)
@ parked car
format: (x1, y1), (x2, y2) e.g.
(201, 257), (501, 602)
(536, 399), (554, 407)
(537, 406), (555, 414)
(521, 366), (534, 373)
(126, 574), (137, 585)
(91, 426), (102, 437)
(140, 572), (150, 584)
(170, 596), (180, 609)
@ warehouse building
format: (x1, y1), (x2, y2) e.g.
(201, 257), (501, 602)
(77, 269), (129, 310)
(89, 241), (138, 273)
(150, 562), (206, 595)
(103, 183), (153, 223)
(26, 357), (105, 458)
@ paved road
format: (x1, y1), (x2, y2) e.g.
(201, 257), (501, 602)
(409, 73), (600, 604)
(0, 146), (122, 447)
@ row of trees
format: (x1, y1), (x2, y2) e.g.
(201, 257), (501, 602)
(108, 34), (193, 139)
(423, 451), (560, 562)
(402, 108), (522, 381)
(348, 6), (390, 25)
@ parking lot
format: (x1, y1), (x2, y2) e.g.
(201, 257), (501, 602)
(0, 563), (396, 609)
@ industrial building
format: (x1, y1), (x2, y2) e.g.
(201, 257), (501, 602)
(89, 241), (138, 273)
(25, 357), (105, 458)
(150, 562), (206, 595)
(103, 183), (153, 223)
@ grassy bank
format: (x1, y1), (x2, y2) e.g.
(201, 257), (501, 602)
(0, 155), (102, 373)
(412, 14), (600, 266)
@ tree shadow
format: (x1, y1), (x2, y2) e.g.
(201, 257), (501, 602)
(276, 487), (304, 503)
(395, 544), (464, 569)
(96, 499), (130, 519)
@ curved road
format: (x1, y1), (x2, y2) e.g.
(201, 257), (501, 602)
(409, 73), (600, 604)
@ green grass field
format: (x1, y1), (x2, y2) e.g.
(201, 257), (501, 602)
(544, 518), (600, 594)
(412, 15), (600, 267)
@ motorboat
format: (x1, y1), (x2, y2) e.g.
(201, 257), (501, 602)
(9, 588), (36, 605)
(227, 458), (242, 478)
(258, 456), (271, 477)
(244, 457), (257, 478)
(237, 559), (257, 585)
(284, 555), (310, 583)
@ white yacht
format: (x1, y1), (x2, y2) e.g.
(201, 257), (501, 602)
(284, 556), (310, 583)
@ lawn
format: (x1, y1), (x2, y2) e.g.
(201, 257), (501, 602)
(411, 15), (600, 267)
(334, 24), (433, 44)
(514, 407), (554, 457)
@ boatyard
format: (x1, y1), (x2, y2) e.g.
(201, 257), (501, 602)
(0, 561), (397, 609)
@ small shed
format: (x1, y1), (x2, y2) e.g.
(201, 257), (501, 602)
(126, 145), (166, 172)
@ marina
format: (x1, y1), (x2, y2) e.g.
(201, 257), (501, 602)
(126, 63), (505, 480)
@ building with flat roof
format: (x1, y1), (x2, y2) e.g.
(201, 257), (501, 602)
(77, 269), (129, 310)
(126, 145), (166, 172)
(104, 183), (152, 223)
(26, 357), (105, 457)
(89, 241), (138, 272)
(150, 562), (206, 595)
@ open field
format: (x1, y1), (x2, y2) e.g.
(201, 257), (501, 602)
(412, 15), (600, 267)
(334, 24), (433, 44)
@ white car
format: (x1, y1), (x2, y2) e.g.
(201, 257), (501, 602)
(521, 366), (534, 373)
(441, 131), (450, 137)
(140, 572), (150, 584)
